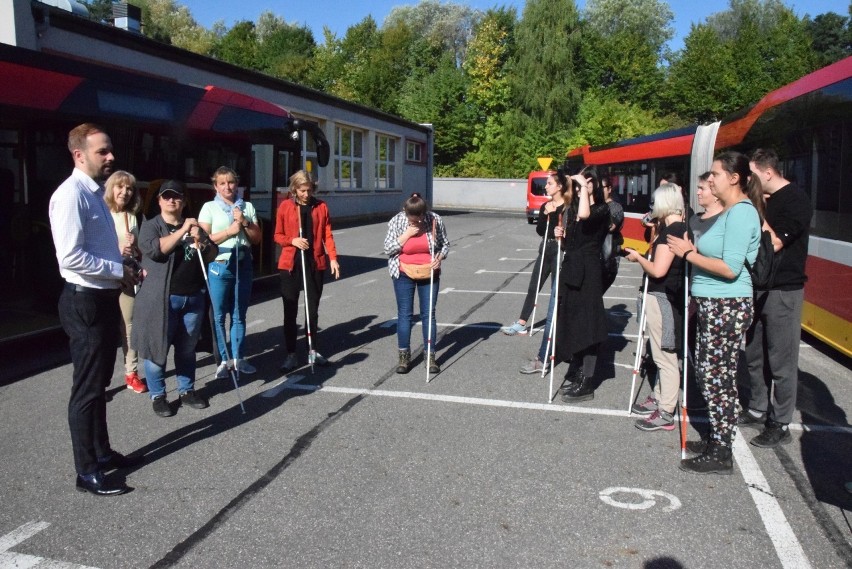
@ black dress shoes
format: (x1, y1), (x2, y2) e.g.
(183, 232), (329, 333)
(99, 451), (145, 471)
(75, 472), (130, 496)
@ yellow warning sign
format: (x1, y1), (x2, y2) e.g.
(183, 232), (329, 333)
(537, 157), (553, 171)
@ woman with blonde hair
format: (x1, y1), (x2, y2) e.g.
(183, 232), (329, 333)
(623, 183), (687, 431)
(104, 170), (146, 394)
(274, 170), (340, 371)
(199, 166), (262, 379)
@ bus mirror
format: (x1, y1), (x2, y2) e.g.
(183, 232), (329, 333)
(289, 119), (330, 168)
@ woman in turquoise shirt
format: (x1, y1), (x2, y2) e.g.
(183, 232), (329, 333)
(667, 151), (761, 475)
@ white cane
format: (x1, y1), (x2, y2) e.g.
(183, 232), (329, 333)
(196, 238), (245, 414)
(426, 216), (436, 384)
(627, 249), (653, 415)
(546, 217), (563, 402)
(297, 210), (315, 374)
(528, 213), (550, 337)
(679, 261), (690, 459)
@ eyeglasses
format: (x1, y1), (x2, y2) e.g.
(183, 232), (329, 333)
(160, 194), (183, 202)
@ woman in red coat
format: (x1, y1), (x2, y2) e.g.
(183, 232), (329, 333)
(274, 170), (340, 371)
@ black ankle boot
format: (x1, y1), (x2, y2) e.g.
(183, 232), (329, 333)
(679, 442), (733, 475)
(396, 350), (410, 374)
(558, 367), (582, 394)
(561, 372), (595, 403)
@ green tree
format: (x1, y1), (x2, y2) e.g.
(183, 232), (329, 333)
(131, 0), (214, 54)
(398, 55), (476, 171)
(211, 20), (260, 70)
(508, 0), (582, 133)
(255, 12), (316, 83)
(384, 0), (481, 66)
(664, 24), (739, 123)
(804, 11), (851, 68)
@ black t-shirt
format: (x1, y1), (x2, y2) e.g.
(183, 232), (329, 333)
(765, 183), (811, 290)
(166, 223), (205, 295)
(647, 221), (686, 295)
(300, 202), (314, 250)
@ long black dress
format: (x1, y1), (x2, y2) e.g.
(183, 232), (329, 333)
(555, 203), (610, 362)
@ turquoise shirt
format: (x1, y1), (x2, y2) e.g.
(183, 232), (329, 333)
(692, 201), (760, 298)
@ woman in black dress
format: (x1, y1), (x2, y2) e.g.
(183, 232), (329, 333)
(555, 169), (611, 403)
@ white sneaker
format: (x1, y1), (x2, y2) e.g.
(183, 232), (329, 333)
(237, 359), (256, 374)
(312, 352), (329, 366)
(215, 361), (230, 379)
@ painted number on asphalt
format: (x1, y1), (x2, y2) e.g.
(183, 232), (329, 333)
(599, 487), (682, 512)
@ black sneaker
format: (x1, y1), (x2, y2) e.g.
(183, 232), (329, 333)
(180, 390), (209, 410)
(750, 421), (792, 448)
(679, 443), (733, 475)
(152, 395), (174, 417)
(738, 409), (767, 428)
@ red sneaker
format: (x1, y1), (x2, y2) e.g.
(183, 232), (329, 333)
(125, 372), (147, 394)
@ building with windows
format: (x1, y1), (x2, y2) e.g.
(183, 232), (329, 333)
(0, 0), (432, 341)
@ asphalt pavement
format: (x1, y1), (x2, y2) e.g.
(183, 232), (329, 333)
(1, 211), (850, 569)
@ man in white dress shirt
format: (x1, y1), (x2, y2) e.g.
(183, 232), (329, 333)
(49, 123), (141, 496)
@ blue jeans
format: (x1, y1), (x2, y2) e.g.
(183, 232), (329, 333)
(392, 273), (439, 351)
(207, 255), (253, 361)
(144, 292), (205, 399)
(537, 280), (557, 362)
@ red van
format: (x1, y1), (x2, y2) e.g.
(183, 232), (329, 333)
(526, 170), (550, 224)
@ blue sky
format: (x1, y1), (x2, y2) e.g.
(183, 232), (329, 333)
(180, 0), (850, 52)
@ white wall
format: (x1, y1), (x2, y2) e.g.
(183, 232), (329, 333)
(433, 178), (526, 212)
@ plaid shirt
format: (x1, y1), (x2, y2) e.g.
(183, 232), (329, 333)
(383, 211), (449, 278)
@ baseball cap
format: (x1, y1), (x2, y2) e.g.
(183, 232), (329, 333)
(158, 180), (184, 197)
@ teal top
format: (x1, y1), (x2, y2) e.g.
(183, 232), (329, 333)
(692, 201), (760, 298)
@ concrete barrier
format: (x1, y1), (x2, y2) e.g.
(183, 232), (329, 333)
(433, 178), (526, 212)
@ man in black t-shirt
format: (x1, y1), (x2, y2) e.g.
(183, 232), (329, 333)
(741, 149), (812, 448)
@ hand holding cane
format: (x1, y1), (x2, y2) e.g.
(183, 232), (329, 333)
(194, 233), (245, 414)
(528, 212), (551, 338)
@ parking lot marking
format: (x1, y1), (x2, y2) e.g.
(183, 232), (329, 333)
(0, 521), (100, 569)
(733, 439), (813, 569)
(475, 269), (532, 275)
(499, 257), (536, 262)
(354, 279), (377, 287)
(599, 487), (682, 512)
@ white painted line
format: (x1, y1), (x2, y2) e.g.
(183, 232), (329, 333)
(462, 244), (472, 249)
(285, 383), (631, 417)
(246, 319), (265, 330)
(604, 296), (639, 301)
(441, 289), (539, 296)
(354, 279), (377, 287)
(262, 375), (307, 398)
(476, 239), (484, 244)
(0, 521), (101, 569)
(516, 248), (538, 252)
(475, 270), (532, 275)
(0, 522), (50, 552)
(732, 438), (813, 569)
(499, 257), (536, 262)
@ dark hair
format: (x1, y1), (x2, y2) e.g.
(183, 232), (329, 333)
(715, 150), (764, 222)
(403, 192), (427, 217)
(549, 169), (568, 194)
(659, 171), (680, 186)
(750, 148), (781, 174)
(698, 171), (711, 182)
(584, 168), (605, 205)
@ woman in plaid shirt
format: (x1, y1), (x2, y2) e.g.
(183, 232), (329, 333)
(383, 193), (449, 374)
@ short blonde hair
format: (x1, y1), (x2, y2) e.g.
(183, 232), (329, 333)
(211, 166), (239, 184)
(104, 170), (140, 214)
(288, 170), (315, 197)
(651, 183), (684, 220)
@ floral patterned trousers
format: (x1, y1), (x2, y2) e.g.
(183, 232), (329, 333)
(695, 297), (754, 447)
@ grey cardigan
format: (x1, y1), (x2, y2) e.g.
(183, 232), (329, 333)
(130, 215), (218, 365)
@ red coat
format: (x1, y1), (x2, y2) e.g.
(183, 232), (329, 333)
(274, 197), (338, 271)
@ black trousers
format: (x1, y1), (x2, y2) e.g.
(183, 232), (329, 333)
(279, 253), (324, 354)
(57, 285), (120, 475)
(519, 240), (557, 321)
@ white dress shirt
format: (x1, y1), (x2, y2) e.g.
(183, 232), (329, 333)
(49, 168), (124, 289)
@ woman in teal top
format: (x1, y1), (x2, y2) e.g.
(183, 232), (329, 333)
(667, 151), (761, 475)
